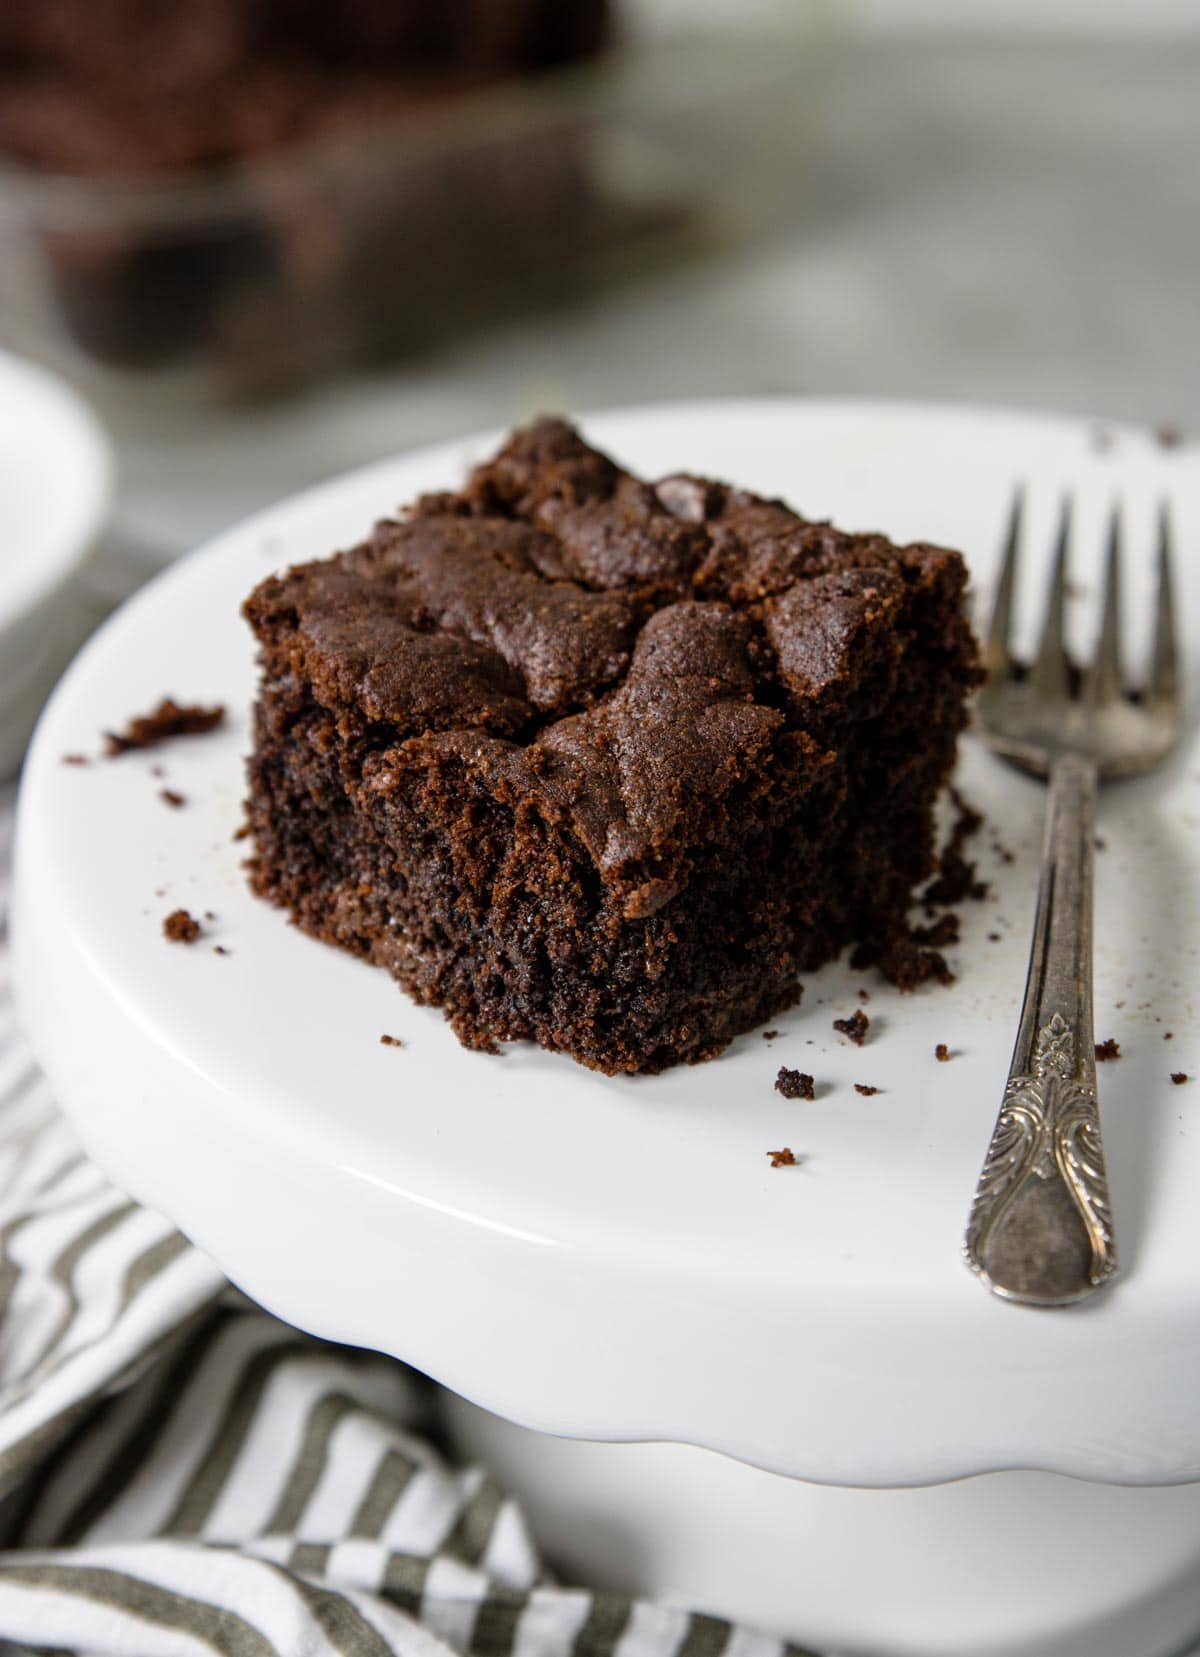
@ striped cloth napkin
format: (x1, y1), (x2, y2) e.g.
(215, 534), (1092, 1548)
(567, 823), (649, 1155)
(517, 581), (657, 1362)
(0, 786), (816, 1657)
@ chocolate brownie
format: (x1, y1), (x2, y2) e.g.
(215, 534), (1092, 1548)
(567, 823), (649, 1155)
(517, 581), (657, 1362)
(244, 418), (982, 1075)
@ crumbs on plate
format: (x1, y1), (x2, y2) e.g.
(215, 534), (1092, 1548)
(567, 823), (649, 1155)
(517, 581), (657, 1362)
(105, 698), (224, 757)
(834, 1009), (869, 1047)
(163, 908), (200, 944)
(775, 1067), (814, 1101)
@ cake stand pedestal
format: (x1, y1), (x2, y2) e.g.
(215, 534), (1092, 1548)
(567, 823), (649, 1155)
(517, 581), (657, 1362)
(444, 1399), (1200, 1657)
(13, 402), (1200, 1657)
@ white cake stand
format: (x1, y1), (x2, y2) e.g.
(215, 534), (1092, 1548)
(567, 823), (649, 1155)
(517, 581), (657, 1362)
(13, 402), (1200, 1657)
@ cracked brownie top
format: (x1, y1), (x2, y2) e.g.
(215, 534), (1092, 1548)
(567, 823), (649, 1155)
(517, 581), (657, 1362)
(244, 417), (977, 892)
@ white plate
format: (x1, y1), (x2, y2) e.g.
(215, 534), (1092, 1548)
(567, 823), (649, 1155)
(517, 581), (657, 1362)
(12, 398), (1200, 1488)
(0, 349), (112, 776)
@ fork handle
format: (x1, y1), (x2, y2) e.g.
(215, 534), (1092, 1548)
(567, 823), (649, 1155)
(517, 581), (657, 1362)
(964, 753), (1117, 1305)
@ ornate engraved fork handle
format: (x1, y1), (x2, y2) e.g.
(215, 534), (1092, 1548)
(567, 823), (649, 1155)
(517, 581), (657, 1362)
(964, 753), (1117, 1305)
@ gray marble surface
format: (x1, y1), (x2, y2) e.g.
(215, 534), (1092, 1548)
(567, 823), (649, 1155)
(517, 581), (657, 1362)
(108, 36), (1199, 557)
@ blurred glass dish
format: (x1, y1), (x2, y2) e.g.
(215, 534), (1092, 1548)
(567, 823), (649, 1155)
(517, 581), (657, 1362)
(0, 12), (826, 406)
(0, 348), (112, 777)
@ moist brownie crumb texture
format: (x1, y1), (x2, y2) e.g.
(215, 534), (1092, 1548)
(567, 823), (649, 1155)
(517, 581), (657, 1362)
(243, 418), (981, 1075)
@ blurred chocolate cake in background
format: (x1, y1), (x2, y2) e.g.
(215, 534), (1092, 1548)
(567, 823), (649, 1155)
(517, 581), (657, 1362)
(0, 0), (613, 175)
(0, 0), (615, 383)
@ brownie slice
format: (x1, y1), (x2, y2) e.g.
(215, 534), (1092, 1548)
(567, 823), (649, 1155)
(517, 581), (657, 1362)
(244, 417), (981, 1075)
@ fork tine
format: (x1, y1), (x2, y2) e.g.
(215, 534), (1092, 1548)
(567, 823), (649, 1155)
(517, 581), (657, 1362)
(1150, 501), (1180, 708)
(1086, 501), (1124, 705)
(1028, 494), (1072, 700)
(985, 485), (1023, 678)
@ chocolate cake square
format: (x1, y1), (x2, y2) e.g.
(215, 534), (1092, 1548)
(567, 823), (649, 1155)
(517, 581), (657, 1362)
(244, 418), (981, 1074)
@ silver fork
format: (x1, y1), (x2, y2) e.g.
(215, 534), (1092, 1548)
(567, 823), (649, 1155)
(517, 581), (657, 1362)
(963, 491), (1182, 1306)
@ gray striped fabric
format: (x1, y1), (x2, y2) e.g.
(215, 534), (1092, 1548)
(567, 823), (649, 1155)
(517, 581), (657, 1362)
(0, 786), (818, 1657)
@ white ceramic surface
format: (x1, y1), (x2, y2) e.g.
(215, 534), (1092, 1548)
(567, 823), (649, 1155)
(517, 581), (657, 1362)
(0, 349), (113, 777)
(12, 399), (1200, 1489)
(444, 1395), (1200, 1657)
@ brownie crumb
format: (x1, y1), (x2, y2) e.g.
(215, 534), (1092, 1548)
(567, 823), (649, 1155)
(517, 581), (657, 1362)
(833, 1009), (869, 1046)
(380, 1034), (406, 1048)
(767, 1147), (797, 1168)
(762, 1029), (781, 1041)
(987, 932), (1002, 942)
(213, 944), (230, 956)
(851, 930), (955, 991)
(1094, 836), (1108, 852)
(1171, 1072), (1190, 1085)
(935, 1043), (950, 1062)
(921, 788), (988, 908)
(163, 908), (200, 943)
(159, 789), (186, 808)
(857, 988), (871, 1002)
(911, 914), (960, 948)
(923, 849), (988, 907)
(948, 785), (982, 836)
(61, 753), (89, 766)
(854, 1083), (880, 1096)
(1165, 1032), (1174, 1041)
(775, 1066), (814, 1100)
(1156, 423), (1185, 449)
(1095, 1038), (1121, 1062)
(233, 822), (252, 841)
(104, 698), (224, 757)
